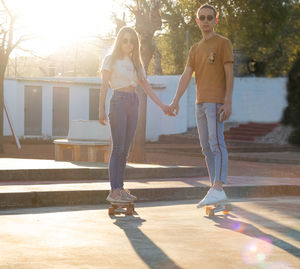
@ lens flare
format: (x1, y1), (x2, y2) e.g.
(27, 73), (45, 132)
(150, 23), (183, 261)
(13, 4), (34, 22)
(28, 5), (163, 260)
(233, 221), (246, 233)
(242, 237), (273, 265)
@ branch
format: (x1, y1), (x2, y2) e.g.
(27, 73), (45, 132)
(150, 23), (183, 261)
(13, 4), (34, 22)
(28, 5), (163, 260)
(6, 15), (16, 54)
(0, 0), (12, 18)
(6, 35), (29, 57)
(16, 46), (47, 59)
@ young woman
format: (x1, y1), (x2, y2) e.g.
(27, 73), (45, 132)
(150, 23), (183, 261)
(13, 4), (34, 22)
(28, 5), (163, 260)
(99, 26), (171, 203)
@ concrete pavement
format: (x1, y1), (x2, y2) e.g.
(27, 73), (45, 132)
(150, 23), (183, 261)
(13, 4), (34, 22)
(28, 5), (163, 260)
(0, 197), (299, 269)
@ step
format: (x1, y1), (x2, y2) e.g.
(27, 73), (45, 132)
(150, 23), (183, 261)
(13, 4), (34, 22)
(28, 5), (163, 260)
(224, 135), (255, 141)
(0, 176), (299, 209)
(0, 159), (208, 182)
(225, 129), (273, 135)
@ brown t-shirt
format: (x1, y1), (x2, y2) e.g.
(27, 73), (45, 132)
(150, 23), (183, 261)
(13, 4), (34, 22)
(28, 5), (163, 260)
(187, 34), (234, 104)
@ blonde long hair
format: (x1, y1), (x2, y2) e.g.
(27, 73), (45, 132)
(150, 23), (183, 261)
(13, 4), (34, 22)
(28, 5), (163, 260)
(109, 26), (145, 80)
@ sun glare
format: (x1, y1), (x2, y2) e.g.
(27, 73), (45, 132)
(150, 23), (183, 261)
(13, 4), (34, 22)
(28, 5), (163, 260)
(8, 0), (120, 55)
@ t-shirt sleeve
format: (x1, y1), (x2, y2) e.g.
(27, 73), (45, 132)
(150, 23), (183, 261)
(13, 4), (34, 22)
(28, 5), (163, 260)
(100, 55), (112, 72)
(222, 39), (234, 65)
(186, 45), (195, 71)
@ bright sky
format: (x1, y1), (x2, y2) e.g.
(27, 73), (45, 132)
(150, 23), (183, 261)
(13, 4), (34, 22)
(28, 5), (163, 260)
(7, 0), (125, 56)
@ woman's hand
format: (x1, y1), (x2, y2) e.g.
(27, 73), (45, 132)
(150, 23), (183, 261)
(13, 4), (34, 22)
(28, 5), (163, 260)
(161, 104), (175, 116)
(99, 110), (107, 125)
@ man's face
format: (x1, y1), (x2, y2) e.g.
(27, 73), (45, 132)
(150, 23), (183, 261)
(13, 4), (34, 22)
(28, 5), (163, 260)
(196, 8), (217, 33)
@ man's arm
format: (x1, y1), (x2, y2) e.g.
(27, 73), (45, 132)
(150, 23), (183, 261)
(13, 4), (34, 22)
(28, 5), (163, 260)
(221, 62), (234, 120)
(169, 66), (193, 115)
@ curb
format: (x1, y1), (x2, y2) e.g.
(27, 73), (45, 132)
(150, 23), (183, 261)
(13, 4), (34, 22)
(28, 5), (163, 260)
(0, 166), (208, 182)
(0, 185), (299, 209)
(229, 156), (300, 165)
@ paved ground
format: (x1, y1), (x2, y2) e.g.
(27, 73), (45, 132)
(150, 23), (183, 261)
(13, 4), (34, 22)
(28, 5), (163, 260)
(0, 197), (299, 269)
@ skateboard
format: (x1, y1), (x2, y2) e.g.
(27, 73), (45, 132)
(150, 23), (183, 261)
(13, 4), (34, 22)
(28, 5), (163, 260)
(108, 202), (135, 216)
(205, 202), (232, 217)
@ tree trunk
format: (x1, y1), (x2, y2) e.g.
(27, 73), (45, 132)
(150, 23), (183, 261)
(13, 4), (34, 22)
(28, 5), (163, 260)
(129, 86), (147, 162)
(129, 29), (155, 162)
(154, 41), (162, 75)
(128, 0), (161, 163)
(129, 51), (153, 162)
(0, 73), (4, 153)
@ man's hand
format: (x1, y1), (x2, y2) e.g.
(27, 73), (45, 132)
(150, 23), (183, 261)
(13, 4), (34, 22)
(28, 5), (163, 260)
(219, 102), (232, 121)
(162, 104), (176, 116)
(98, 110), (107, 125)
(169, 101), (179, 116)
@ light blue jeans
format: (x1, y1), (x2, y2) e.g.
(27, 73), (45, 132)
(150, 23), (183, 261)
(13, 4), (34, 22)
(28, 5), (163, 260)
(195, 103), (228, 185)
(108, 91), (139, 190)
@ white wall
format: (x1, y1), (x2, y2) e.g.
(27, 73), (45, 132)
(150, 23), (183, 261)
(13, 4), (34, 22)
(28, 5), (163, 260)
(230, 77), (287, 123)
(3, 76), (288, 141)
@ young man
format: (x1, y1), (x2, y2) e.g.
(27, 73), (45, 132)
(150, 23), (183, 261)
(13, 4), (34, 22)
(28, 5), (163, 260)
(169, 3), (234, 207)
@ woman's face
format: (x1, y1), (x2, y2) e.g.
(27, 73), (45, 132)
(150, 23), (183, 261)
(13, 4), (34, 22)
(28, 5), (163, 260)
(121, 32), (134, 56)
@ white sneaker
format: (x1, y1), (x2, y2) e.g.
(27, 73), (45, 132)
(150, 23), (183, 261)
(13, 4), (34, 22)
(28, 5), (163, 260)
(121, 189), (137, 202)
(197, 188), (227, 208)
(106, 192), (131, 203)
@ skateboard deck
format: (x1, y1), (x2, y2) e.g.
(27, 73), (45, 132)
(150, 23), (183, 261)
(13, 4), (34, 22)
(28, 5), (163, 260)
(205, 202), (232, 217)
(108, 201), (135, 216)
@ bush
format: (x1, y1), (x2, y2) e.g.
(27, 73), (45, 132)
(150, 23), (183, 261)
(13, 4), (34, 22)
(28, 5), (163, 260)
(281, 53), (300, 145)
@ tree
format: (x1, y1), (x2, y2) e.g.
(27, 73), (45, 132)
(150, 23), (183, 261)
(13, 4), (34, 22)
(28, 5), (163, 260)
(281, 54), (300, 145)
(158, 0), (300, 76)
(0, 0), (28, 152)
(127, 0), (162, 162)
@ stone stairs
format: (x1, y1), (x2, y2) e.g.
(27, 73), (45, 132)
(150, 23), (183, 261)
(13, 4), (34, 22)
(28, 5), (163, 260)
(224, 122), (280, 141)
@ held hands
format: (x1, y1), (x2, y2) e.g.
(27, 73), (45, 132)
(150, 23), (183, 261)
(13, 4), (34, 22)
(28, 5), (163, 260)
(161, 103), (179, 117)
(168, 101), (179, 116)
(161, 105), (175, 116)
(160, 101), (179, 117)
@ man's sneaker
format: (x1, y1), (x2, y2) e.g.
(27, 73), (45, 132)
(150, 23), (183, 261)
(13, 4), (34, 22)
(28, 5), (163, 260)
(121, 189), (137, 201)
(197, 188), (227, 208)
(106, 192), (131, 203)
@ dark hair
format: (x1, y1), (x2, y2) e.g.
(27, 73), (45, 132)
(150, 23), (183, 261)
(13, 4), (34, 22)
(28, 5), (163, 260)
(110, 26), (144, 80)
(196, 3), (219, 19)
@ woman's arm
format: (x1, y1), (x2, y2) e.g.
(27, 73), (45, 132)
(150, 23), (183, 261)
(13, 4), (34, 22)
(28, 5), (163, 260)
(139, 78), (172, 115)
(98, 70), (110, 125)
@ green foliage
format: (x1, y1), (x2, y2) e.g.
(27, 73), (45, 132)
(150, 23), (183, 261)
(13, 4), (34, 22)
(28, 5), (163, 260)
(151, 0), (300, 76)
(281, 54), (300, 145)
(288, 128), (300, 145)
(282, 55), (300, 126)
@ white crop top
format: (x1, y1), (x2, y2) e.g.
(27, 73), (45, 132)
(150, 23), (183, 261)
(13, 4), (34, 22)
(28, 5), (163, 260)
(100, 54), (146, 90)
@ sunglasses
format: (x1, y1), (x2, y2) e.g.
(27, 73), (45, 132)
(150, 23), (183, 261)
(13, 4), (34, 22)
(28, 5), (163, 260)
(199, 15), (214, 21)
(122, 38), (134, 45)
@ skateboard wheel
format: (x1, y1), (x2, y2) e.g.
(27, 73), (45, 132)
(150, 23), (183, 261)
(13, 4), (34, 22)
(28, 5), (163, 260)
(224, 204), (232, 211)
(205, 206), (212, 215)
(208, 210), (215, 217)
(108, 207), (115, 215)
(125, 208), (133, 215)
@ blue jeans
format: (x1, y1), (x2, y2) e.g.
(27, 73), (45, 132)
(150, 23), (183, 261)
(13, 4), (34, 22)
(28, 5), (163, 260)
(108, 91), (139, 190)
(195, 103), (228, 185)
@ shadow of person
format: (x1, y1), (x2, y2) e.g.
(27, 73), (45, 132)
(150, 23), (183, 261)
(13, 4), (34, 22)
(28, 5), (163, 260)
(207, 214), (300, 258)
(112, 215), (182, 269)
